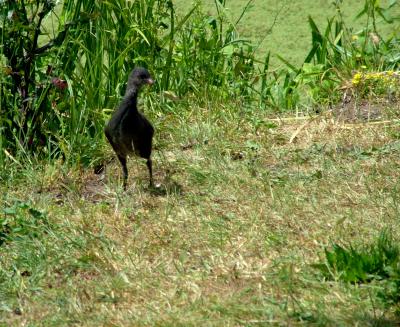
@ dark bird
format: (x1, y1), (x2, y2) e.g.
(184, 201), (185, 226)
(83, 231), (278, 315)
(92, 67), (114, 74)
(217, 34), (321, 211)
(104, 67), (155, 189)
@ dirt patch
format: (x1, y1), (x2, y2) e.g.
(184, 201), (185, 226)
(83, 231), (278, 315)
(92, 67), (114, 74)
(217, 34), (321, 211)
(332, 91), (399, 122)
(80, 174), (108, 203)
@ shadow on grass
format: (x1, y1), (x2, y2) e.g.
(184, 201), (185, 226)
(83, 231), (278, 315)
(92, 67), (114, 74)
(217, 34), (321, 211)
(353, 313), (400, 327)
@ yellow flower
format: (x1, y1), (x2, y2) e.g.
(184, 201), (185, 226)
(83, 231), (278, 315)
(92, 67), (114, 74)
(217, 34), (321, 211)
(352, 72), (363, 85)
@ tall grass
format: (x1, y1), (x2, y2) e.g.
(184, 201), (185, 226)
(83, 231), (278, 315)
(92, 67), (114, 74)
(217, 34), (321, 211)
(0, 0), (266, 169)
(293, 0), (400, 106)
(0, 0), (399, 170)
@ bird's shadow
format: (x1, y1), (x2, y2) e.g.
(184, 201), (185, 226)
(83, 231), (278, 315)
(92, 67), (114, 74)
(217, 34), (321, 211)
(95, 159), (184, 197)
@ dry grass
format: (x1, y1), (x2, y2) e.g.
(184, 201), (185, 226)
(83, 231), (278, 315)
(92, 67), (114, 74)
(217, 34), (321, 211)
(2, 102), (400, 325)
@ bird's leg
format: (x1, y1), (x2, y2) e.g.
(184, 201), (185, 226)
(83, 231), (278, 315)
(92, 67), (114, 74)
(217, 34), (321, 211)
(118, 155), (128, 190)
(146, 158), (154, 187)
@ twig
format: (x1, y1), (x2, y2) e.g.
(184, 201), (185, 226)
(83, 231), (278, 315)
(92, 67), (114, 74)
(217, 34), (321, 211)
(289, 117), (316, 143)
(3, 149), (23, 168)
(340, 119), (400, 129)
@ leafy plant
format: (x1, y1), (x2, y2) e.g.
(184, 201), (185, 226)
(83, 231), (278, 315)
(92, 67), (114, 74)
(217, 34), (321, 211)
(314, 230), (400, 283)
(316, 229), (400, 308)
(0, 0), (82, 152)
(0, 200), (49, 245)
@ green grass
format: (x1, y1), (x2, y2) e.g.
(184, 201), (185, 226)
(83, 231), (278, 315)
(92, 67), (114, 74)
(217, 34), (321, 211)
(2, 100), (400, 325)
(174, 0), (398, 67)
(2, 0), (400, 325)
(314, 230), (400, 284)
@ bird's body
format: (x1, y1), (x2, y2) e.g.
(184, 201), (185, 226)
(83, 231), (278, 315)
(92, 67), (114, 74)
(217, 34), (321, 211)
(105, 67), (155, 189)
(105, 91), (154, 158)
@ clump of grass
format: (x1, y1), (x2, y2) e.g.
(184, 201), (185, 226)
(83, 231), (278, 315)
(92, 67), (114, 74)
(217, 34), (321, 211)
(314, 230), (400, 283)
(1, 200), (50, 246)
(314, 230), (400, 311)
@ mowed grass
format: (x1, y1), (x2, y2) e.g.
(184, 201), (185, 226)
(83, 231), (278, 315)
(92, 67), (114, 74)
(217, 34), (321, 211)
(174, 0), (397, 67)
(2, 100), (400, 325)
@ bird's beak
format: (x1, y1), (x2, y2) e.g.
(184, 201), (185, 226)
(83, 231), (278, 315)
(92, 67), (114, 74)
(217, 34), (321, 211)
(147, 78), (155, 86)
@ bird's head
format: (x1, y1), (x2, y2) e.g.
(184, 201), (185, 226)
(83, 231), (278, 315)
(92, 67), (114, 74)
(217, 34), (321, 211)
(129, 67), (154, 89)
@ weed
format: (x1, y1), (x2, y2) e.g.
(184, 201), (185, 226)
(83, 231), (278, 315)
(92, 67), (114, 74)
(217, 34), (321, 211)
(314, 229), (400, 313)
(314, 230), (400, 283)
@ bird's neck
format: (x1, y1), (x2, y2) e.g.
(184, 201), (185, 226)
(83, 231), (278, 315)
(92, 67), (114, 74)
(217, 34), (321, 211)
(125, 83), (141, 96)
(123, 87), (139, 112)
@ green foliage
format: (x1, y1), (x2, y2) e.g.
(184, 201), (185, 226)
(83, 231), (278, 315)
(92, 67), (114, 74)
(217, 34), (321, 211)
(0, 0), (80, 154)
(283, 0), (400, 106)
(62, 0), (261, 104)
(306, 0), (400, 71)
(381, 267), (400, 306)
(1, 200), (49, 245)
(260, 57), (300, 111)
(0, 0), (265, 166)
(315, 230), (400, 283)
(314, 230), (400, 307)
